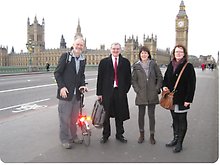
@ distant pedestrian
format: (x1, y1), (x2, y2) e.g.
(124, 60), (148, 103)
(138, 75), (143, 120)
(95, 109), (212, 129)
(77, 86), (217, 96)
(132, 46), (163, 144)
(162, 44), (196, 153)
(211, 63), (214, 71)
(201, 63), (205, 71)
(46, 62), (50, 72)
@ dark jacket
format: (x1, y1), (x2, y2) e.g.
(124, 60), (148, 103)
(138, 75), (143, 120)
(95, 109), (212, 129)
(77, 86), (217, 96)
(54, 52), (86, 101)
(163, 60), (196, 110)
(132, 60), (163, 105)
(96, 54), (131, 121)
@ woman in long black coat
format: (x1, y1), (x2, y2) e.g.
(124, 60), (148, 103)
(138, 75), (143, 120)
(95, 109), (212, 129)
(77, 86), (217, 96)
(162, 44), (196, 153)
(96, 43), (131, 143)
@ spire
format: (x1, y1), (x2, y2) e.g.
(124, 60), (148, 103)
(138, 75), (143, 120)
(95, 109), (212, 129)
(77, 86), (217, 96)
(177, 0), (187, 18)
(11, 46), (15, 54)
(27, 17), (30, 25)
(180, 0), (185, 10)
(34, 15), (38, 23)
(74, 18), (83, 40)
(77, 18), (81, 34)
(42, 18), (45, 25)
(60, 34), (66, 49)
(61, 35), (65, 42)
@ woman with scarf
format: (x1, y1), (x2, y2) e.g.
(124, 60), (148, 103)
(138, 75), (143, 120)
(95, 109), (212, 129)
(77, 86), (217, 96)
(162, 44), (196, 153)
(132, 46), (163, 144)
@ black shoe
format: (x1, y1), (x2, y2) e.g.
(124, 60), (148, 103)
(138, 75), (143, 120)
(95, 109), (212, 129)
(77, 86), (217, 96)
(166, 135), (178, 147)
(173, 143), (182, 153)
(116, 135), (127, 143)
(166, 139), (178, 147)
(100, 137), (108, 144)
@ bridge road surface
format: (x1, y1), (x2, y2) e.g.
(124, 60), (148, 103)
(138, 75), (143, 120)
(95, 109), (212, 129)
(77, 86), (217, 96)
(0, 68), (218, 163)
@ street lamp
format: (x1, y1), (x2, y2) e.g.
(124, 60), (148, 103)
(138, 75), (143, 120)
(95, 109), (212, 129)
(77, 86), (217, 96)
(26, 39), (34, 72)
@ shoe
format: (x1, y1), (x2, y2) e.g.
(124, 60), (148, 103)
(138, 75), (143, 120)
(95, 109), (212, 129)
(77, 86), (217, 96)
(138, 132), (144, 143)
(173, 142), (182, 153)
(116, 135), (127, 143)
(100, 137), (108, 143)
(166, 135), (178, 147)
(73, 137), (83, 144)
(166, 139), (178, 147)
(62, 143), (72, 149)
(150, 133), (156, 144)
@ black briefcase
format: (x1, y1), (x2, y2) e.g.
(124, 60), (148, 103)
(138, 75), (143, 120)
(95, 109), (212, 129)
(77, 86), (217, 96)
(91, 100), (106, 128)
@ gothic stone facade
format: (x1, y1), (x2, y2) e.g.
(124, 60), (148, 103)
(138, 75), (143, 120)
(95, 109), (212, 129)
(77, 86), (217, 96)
(0, 17), (170, 67)
(0, 0), (191, 67)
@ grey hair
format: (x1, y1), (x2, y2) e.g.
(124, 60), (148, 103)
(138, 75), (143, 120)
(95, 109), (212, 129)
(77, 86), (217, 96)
(74, 36), (85, 44)
(111, 42), (121, 49)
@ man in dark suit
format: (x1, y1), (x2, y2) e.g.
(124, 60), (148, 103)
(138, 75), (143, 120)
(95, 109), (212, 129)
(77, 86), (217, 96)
(54, 37), (88, 149)
(96, 42), (131, 143)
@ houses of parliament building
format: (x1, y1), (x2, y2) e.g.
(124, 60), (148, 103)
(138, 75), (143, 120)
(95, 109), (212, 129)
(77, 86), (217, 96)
(0, 1), (189, 68)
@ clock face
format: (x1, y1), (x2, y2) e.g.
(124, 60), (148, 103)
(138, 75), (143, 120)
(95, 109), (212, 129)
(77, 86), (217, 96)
(178, 21), (184, 27)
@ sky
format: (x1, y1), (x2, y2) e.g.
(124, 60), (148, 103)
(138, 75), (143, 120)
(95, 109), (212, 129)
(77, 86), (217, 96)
(0, 0), (219, 60)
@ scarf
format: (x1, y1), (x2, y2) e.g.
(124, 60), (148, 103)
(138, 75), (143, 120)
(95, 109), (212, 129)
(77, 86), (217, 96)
(140, 60), (150, 78)
(172, 58), (186, 73)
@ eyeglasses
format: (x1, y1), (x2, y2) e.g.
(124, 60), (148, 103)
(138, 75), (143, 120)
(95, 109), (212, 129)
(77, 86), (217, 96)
(175, 51), (184, 53)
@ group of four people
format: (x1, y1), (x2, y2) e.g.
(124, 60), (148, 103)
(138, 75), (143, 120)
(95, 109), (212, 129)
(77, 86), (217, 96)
(54, 37), (196, 153)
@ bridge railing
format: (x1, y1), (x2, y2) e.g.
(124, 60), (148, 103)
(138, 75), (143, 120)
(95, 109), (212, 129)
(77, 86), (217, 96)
(0, 65), (98, 74)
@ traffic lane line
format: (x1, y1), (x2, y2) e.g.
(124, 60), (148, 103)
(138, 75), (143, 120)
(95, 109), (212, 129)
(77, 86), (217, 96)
(0, 84), (56, 93)
(0, 78), (96, 93)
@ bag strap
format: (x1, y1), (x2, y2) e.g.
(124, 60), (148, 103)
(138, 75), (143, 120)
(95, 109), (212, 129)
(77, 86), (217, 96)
(65, 51), (72, 63)
(173, 62), (188, 92)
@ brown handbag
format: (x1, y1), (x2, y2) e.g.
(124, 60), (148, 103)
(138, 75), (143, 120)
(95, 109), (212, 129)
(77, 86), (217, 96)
(160, 62), (188, 110)
(160, 89), (174, 110)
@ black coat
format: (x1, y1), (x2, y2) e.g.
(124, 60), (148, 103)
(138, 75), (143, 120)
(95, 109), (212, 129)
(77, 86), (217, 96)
(96, 54), (131, 121)
(163, 60), (196, 110)
(54, 52), (86, 101)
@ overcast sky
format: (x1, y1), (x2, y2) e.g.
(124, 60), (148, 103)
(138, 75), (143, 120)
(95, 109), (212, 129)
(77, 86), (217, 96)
(0, 0), (219, 60)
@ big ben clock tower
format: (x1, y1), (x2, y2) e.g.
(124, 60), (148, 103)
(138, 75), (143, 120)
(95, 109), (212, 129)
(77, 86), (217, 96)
(176, 0), (188, 50)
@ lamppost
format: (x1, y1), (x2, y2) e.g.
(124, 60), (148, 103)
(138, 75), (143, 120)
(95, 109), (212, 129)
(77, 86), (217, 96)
(26, 39), (34, 72)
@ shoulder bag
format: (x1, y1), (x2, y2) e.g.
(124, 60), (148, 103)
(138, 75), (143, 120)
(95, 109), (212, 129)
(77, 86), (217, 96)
(160, 62), (188, 110)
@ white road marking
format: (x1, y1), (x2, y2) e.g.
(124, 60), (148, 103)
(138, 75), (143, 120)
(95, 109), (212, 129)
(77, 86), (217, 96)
(0, 78), (96, 94)
(12, 104), (48, 113)
(0, 88), (96, 112)
(86, 78), (97, 81)
(0, 98), (50, 111)
(87, 88), (96, 92)
(0, 84), (56, 93)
